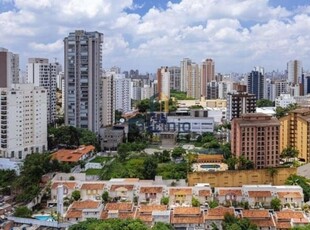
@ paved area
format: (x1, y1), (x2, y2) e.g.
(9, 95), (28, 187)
(297, 163), (310, 179)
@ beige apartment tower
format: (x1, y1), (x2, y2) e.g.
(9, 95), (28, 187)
(201, 58), (215, 98)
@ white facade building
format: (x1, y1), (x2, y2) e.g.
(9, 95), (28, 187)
(27, 58), (57, 124)
(166, 116), (214, 134)
(0, 84), (47, 159)
(115, 74), (131, 112)
(275, 94), (296, 108)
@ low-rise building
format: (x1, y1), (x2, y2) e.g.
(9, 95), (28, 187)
(171, 207), (204, 230)
(52, 145), (95, 163)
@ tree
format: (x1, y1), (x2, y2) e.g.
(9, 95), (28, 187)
(222, 213), (257, 230)
(191, 197), (200, 207)
(71, 190), (81, 201)
(256, 99), (273, 107)
(275, 103), (298, 119)
(270, 197), (282, 211)
(281, 146), (299, 161)
(137, 99), (151, 113)
(151, 222), (174, 230)
(171, 147), (186, 159)
(143, 156), (158, 179)
(102, 191), (110, 203)
(285, 174), (310, 202)
(267, 168), (278, 185)
(14, 206), (32, 218)
(208, 200), (219, 208)
(160, 196), (169, 205)
(292, 224), (310, 230)
(117, 143), (130, 161)
(115, 110), (123, 123)
(225, 157), (238, 170)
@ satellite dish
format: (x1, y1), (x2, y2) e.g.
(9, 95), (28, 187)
(120, 118), (125, 123)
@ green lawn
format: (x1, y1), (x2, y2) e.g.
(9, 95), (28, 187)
(90, 156), (112, 163)
(85, 168), (101, 175)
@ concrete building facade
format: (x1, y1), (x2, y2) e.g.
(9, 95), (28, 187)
(102, 73), (115, 127)
(0, 84), (47, 159)
(64, 30), (103, 133)
(231, 113), (280, 169)
(27, 58), (57, 124)
(115, 75), (131, 112)
(201, 58), (215, 98)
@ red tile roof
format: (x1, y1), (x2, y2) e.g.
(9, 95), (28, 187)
(205, 207), (235, 220)
(169, 188), (192, 195)
(52, 145), (95, 162)
(217, 189), (242, 196)
(248, 191), (271, 198)
(110, 184), (134, 191)
(277, 191), (302, 199)
(71, 200), (101, 209)
(242, 210), (270, 219)
(51, 181), (76, 190)
(140, 187), (163, 193)
(105, 202), (133, 211)
(80, 183), (105, 190)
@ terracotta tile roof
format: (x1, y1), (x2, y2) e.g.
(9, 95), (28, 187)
(251, 219), (275, 227)
(173, 207), (201, 215)
(71, 200), (101, 209)
(276, 210), (305, 220)
(197, 154), (224, 163)
(169, 188), (192, 195)
(136, 213), (153, 222)
(119, 210), (135, 219)
(276, 222), (292, 229)
(105, 202), (133, 211)
(110, 184), (134, 191)
(66, 209), (82, 219)
(292, 218), (309, 224)
(198, 189), (211, 197)
(51, 181), (76, 190)
(140, 187), (163, 193)
(81, 183), (105, 190)
(248, 191), (272, 198)
(100, 210), (108, 219)
(52, 145), (95, 162)
(242, 210), (270, 219)
(171, 215), (203, 224)
(139, 205), (167, 213)
(217, 189), (242, 196)
(205, 207), (235, 220)
(124, 178), (140, 182)
(277, 191), (302, 198)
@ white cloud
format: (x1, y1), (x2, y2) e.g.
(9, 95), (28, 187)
(0, 0), (309, 73)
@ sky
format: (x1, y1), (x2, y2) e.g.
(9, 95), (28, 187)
(0, 0), (310, 74)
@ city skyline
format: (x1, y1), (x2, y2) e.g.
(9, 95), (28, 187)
(0, 0), (310, 73)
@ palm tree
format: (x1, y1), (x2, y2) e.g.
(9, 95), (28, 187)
(281, 146), (299, 162)
(267, 168), (278, 185)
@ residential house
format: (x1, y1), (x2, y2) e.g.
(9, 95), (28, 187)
(138, 186), (164, 205)
(204, 206), (235, 230)
(275, 210), (310, 229)
(80, 182), (105, 201)
(171, 207), (204, 230)
(194, 186), (212, 206)
(108, 184), (135, 202)
(50, 181), (77, 202)
(242, 210), (276, 230)
(169, 188), (193, 206)
(101, 202), (135, 220)
(214, 188), (243, 205)
(135, 205), (167, 225)
(276, 186), (303, 209)
(52, 145), (95, 163)
(65, 200), (103, 222)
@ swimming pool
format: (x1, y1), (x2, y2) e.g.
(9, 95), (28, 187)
(200, 164), (221, 169)
(33, 215), (55, 221)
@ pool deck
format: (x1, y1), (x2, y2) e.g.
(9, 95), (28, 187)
(192, 163), (228, 172)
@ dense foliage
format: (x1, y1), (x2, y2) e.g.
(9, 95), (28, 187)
(0, 169), (17, 195)
(11, 153), (71, 203)
(69, 218), (173, 230)
(275, 103), (298, 119)
(48, 126), (100, 150)
(285, 174), (310, 202)
(222, 213), (257, 230)
(13, 206), (33, 218)
(256, 99), (273, 107)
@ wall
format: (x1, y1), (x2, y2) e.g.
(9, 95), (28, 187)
(188, 167), (296, 187)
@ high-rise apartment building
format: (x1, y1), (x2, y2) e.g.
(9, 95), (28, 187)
(0, 48), (19, 87)
(226, 90), (256, 121)
(279, 108), (310, 162)
(157, 66), (170, 100)
(206, 80), (219, 99)
(201, 58), (215, 98)
(27, 58), (57, 124)
(115, 75), (131, 113)
(168, 66), (181, 91)
(180, 58), (191, 92)
(0, 84), (47, 159)
(64, 30), (103, 133)
(102, 73), (115, 127)
(231, 113), (280, 169)
(247, 67), (265, 100)
(287, 60), (302, 85)
(188, 62), (201, 99)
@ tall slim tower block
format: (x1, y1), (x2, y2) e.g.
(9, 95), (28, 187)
(27, 58), (58, 124)
(64, 30), (103, 133)
(287, 60), (302, 85)
(201, 58), (215, 98)
(247, 67), (265, 100)
(0, 48), (19, 87)
(102, 73), (116, 127)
